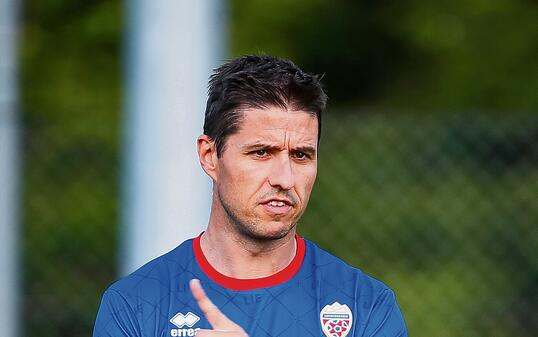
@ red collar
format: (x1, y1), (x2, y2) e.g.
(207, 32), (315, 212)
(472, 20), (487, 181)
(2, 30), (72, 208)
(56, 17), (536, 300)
(193, 232), (305, 291)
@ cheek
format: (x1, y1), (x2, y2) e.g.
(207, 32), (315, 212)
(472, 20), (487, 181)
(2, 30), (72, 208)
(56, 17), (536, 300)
(297, 166), (318, 198)
(220, 162), (267, 198)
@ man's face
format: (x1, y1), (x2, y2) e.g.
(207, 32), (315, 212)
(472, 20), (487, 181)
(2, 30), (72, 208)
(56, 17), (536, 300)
(213, 106), (318, 241)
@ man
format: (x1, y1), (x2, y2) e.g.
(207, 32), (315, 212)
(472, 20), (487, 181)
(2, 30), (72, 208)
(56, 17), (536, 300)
(93, 55), (408, 337)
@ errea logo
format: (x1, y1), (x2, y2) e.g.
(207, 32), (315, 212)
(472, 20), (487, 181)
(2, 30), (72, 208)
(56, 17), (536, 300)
(170, 312), (200, 336)
(170, 312), (200, 328)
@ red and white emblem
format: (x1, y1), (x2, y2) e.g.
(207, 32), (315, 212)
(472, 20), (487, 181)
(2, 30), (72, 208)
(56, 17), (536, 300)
(320, 302), (353, 337)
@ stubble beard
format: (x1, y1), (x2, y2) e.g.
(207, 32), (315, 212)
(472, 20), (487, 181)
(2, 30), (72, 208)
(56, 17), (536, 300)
(218, 192), (296, 242)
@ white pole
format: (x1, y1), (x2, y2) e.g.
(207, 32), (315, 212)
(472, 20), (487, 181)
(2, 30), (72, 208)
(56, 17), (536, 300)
(122, 0), (227, 274)
(0, 0), (21, 336)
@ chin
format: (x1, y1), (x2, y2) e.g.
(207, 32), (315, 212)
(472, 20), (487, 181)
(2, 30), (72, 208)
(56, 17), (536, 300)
(236, 221), (295, 242)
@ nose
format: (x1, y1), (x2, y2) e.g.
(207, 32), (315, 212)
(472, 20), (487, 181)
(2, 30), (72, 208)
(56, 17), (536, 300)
(268, 154), (294, 190)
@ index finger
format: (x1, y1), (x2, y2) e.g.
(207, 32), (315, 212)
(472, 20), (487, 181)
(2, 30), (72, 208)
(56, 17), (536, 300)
(189, 279), (240, 331)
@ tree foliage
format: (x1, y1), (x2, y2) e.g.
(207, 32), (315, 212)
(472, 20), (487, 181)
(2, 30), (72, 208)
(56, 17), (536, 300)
(232, 0), (538, 110)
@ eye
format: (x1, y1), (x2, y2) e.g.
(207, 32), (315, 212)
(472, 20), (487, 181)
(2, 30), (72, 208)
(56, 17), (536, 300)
(254, 149), (268, 157)
(294, 152), (309, 160)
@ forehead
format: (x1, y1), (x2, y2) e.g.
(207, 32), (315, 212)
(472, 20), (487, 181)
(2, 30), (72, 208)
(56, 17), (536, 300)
(232, 106), (319, 145)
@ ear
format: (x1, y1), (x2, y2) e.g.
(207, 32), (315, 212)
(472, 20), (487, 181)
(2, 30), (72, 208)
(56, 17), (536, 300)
(197, 134), (218, 181)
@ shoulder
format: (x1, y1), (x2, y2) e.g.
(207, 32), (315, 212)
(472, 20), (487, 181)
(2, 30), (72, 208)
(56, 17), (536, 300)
(304, 238), (398, 311)
(305, 238), (390, 292)
(93, 239), (197, 336)
(106, 238), (195, 300)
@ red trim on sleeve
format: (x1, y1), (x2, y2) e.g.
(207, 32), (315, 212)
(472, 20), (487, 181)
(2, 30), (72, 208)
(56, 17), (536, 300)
(193, 233), (305, 291)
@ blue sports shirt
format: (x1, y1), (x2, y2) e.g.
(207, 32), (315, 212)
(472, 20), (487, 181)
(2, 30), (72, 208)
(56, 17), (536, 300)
(93, 234), (408, 337)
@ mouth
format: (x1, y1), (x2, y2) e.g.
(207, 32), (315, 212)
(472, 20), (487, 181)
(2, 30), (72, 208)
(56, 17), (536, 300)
(260, 196), (294, 206)
(260, 198), (294, 216)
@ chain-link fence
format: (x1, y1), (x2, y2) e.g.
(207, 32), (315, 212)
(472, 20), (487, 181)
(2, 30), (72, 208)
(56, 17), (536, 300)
(24, 117), (119, 336)
(22, 110), (537, 337)
(302, 111), (538, 337)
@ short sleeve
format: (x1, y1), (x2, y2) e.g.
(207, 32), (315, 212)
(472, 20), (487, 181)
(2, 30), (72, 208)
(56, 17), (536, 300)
(92, 289), (142, 337)
(363, 289), (408, 337)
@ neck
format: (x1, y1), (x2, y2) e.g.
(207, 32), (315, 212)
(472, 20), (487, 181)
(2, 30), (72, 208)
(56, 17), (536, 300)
(200, 225), (297, 280)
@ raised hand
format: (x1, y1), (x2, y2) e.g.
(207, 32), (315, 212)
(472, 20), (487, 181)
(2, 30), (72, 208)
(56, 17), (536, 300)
(189, 279), (249, 337)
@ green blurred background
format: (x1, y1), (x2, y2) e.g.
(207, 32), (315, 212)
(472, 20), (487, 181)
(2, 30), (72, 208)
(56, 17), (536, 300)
(21, 0), (537, 336)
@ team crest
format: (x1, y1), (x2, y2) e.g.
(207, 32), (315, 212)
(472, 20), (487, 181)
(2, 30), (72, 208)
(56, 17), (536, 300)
(320, 302), (353, 337)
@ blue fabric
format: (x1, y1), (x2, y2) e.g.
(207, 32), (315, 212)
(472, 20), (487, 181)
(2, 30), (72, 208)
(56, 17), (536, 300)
(93, 238), (408, 337)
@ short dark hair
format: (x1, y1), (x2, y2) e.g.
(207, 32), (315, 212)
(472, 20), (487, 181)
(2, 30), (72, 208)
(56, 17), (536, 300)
(203, 55), (327, 156)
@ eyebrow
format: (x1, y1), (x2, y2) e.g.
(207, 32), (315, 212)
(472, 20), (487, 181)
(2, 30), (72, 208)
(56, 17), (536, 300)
(292, 146), (317, 156)
(241, 142), (281, 151)
(241, 142), (316, 155)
